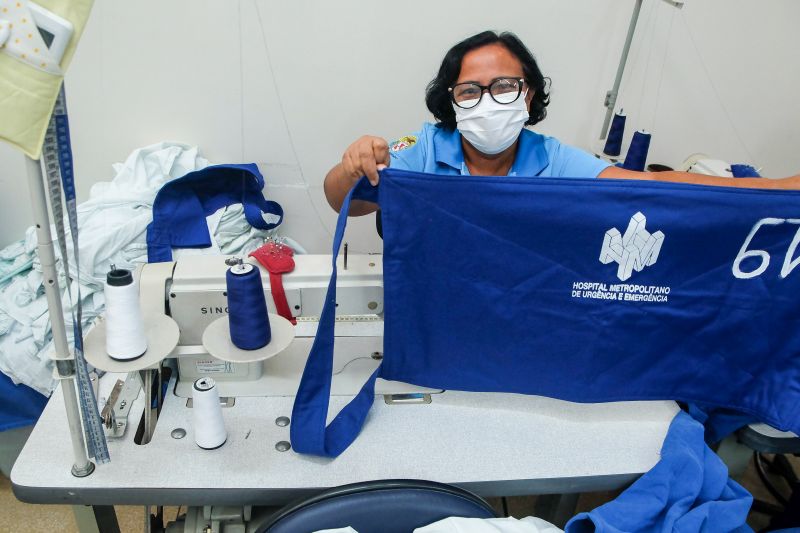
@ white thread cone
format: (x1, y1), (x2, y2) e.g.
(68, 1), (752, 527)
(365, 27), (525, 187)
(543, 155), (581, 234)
(192, 378), (227, 449)
(104, 272), (147, 360)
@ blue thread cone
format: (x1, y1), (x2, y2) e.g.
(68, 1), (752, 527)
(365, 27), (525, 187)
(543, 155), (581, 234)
(623, 130), (651, 172)
(226, 265), (271, 350)
(603, 111), (626, 156)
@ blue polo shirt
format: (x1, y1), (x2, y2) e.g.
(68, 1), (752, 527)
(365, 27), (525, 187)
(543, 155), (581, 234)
(389, 122), (610, 178)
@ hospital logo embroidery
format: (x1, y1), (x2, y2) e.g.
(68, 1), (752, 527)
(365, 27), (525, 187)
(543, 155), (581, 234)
(599, 212), (665, 281)
(389, 135), (417, 152)
(571, 213), (670, 303)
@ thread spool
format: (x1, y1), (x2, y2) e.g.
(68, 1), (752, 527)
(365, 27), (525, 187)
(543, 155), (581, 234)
(226, 262), (271, 350)
(603, 110), (626, 157)
(104, 267), (147, 361)
(623, 130), (651, 172)
(192, 377), (227, 449)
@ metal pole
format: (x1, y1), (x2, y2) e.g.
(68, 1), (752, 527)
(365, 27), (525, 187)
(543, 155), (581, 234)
(599, 0), (643, 140)
(25, 156), (94, 477)
(140, 369), (154, 445)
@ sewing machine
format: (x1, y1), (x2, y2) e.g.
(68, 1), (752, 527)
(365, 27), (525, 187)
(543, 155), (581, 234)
(12, 252), (679, 532)
(148, 253), (434, 399)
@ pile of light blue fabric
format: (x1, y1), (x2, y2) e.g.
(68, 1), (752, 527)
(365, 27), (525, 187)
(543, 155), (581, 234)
(0, 142), (208, 396)
(0, 142), (301, 413)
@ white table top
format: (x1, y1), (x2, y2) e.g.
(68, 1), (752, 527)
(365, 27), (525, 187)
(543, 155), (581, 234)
(12, 382), (678, 506)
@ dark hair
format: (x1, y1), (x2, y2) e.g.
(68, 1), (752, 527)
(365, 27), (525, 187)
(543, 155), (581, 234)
(425, 31), (550, 130)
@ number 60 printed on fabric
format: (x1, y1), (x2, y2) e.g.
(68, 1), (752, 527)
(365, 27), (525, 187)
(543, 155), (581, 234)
(733, 218), (800, 279)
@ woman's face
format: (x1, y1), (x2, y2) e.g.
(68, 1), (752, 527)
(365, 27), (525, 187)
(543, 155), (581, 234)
(456, 43), (534, 110)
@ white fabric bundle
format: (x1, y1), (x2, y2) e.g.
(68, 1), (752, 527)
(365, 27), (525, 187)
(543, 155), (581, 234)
(312, 516), (562, 533)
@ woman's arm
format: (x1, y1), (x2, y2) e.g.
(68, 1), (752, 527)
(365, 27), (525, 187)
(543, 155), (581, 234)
(323, 135), (390, 215)
(599, 166), (800, 189)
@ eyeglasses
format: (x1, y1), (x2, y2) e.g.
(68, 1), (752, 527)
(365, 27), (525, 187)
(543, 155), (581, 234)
(448, 77), (526, 109)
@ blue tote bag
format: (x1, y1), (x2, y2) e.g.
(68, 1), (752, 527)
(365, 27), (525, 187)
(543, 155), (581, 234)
(291, 168), (800, 458)
(147, 163), (283, 262)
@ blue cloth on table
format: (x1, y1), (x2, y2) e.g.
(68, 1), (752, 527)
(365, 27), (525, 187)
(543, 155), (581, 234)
(0, 371), (48, 431)
(566, 411), (752, 533)
(146, 163), (283, 262)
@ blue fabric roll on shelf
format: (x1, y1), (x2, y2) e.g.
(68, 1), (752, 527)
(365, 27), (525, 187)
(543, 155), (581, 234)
(146, 164), (284, 263)
(731, 164), (762, 178)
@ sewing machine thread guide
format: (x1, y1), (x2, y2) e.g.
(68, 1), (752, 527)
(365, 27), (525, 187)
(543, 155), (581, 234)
(101, 375), (141, 438)
(101, 379), (124, 429)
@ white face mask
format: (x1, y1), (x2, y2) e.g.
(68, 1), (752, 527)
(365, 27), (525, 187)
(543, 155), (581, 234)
(453, 92), (529, 155)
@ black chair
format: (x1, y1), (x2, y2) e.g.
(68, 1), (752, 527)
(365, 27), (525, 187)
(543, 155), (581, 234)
(258, 479), (497, 533)
(737, 423), (800, 531)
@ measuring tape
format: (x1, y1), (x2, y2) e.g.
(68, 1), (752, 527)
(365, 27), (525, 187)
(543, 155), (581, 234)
(42, 85), (110, 464)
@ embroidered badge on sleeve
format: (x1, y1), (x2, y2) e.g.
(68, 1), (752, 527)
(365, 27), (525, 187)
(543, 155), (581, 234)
(389, 135), (417, 152)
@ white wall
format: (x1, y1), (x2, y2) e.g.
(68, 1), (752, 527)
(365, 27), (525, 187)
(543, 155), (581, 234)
(1, 0), (798, 252)
(608, 0), (800, 179)
(0, 141), (29, 246)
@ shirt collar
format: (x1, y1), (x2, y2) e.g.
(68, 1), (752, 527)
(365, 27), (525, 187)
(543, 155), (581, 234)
(433, 126), (549, 176)
(432, 126), (464, 171)
(509, 129), (548, 176)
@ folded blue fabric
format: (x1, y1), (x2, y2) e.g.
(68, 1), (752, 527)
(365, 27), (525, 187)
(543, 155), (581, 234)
(146, 163), (283, 262)
(731, 165), (761, 178)
(0, 371), (48, 432)
(566, 411), (753, 533)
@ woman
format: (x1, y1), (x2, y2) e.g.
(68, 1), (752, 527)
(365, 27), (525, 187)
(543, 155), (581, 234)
(324, 30), (799, 217)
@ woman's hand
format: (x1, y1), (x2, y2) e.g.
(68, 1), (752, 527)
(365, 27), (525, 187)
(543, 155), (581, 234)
(341, 135), (390, 186)
(323, 135), (389, 214)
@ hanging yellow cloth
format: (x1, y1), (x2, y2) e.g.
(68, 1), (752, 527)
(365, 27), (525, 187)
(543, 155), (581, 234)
(0, 0), (93, 158)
